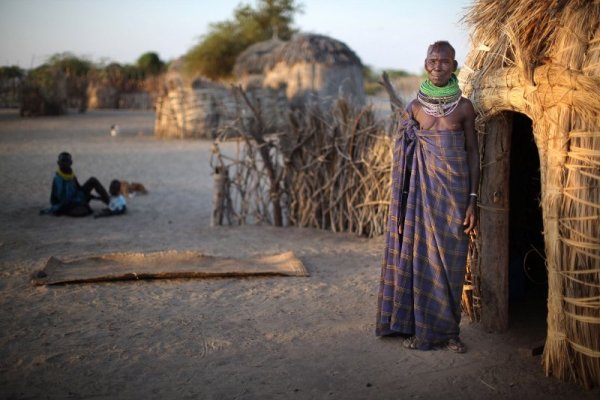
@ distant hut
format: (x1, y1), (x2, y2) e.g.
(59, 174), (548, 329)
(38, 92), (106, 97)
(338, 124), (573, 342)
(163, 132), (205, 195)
(263, 33), (365, 109)
(154, 60), (226, 139)
(155, 34), (365, 139)
(459, 0), (600, 387)
(154, 59), (288, 139)
(87, 83), (119, 109)
(233, 37), (285, 89)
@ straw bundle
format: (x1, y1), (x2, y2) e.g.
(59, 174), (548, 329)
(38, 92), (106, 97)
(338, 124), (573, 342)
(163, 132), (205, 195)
(283, 101), (391, 236)
(461, 0), (600, 387)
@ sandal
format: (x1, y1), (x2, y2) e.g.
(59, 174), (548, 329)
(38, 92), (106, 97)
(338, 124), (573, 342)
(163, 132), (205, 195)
(403, 336), (432, 351)
(446, 338), (467, 353)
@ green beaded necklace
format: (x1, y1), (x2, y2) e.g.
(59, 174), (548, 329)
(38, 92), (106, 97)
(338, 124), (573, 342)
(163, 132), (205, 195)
(417, 73), (462, 117)
(419, 74), (460, 97)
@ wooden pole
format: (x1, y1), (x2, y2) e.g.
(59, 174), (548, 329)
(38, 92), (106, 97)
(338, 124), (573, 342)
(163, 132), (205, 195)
(233, 85), (283, 226)
(211, 167), (227, 227)
(479, 115), (511, 332)
(379, 72), (404, 113)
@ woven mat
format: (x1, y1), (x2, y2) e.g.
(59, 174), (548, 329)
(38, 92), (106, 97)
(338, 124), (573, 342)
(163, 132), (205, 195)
(31, 250), (308, 285)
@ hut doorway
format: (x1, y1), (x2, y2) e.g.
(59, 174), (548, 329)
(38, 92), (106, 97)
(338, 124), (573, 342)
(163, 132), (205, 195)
(478, 112), (546, 333)
(507, 113), (547, 334)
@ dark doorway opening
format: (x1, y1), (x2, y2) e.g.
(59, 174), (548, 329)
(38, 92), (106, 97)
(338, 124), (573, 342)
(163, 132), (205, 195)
(508, 113), (547, 336)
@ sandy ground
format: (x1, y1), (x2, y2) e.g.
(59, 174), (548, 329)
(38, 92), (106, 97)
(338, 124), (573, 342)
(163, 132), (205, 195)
(0, 109), (597, 400)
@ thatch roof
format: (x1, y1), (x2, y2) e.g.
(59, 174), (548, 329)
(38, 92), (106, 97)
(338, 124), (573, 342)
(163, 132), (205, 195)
(233, 37), (285, 77)
(460, 0), (600, 389)
(461, 0), (600, 123)
(269, 33), (363, 67)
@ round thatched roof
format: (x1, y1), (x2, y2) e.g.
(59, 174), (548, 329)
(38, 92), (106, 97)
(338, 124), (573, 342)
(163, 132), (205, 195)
(233, 37), (285, 77)
(269, 33), (363, 67)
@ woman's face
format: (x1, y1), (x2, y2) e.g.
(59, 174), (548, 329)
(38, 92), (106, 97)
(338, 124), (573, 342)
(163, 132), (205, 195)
(424, 46), (456, 87)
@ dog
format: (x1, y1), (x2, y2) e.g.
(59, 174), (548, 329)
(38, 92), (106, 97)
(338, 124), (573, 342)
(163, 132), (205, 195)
(119, 181), (148, 198)
(110, 124), (120, 136)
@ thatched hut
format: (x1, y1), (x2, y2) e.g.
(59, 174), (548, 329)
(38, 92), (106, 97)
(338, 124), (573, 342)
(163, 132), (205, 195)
(233, 37), (285, 89)
(88, 85), (152, 110)
(154, 61), (229, 139)
(459, 0), (600, 387)
(154, 60), (288, 139)
(262, 33), (366, 109)
(87, 83), (119, 109)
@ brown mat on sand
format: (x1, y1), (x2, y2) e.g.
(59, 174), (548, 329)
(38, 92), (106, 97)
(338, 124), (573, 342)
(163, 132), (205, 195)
(31, 251), (309, 285)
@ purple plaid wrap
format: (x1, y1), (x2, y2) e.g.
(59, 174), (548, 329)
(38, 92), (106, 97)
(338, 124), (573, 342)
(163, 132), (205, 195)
(376, 108), (470, 343)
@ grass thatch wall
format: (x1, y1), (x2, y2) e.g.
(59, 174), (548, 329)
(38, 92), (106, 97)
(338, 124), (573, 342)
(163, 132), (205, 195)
(87, 84), (119, 109)
(264, 62), (365, 109)
(88, 84), (153, 110)
(154, 70), (288, 139)
(459, 0), (600, 388)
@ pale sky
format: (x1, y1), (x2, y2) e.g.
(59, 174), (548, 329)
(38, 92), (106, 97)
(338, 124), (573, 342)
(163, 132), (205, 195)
(0, 0), (474, 74)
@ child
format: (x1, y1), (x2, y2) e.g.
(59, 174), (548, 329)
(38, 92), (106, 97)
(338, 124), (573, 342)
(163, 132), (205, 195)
(94, 179), (127, 218)
(40, 152), (110, 217)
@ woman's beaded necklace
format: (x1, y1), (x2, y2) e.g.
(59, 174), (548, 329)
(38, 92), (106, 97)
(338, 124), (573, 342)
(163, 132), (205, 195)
(417, 74), (462, 117)
(56, 169), (74, 180)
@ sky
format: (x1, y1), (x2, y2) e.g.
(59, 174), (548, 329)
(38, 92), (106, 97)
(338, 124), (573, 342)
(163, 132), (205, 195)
(0, 0), (474, 75)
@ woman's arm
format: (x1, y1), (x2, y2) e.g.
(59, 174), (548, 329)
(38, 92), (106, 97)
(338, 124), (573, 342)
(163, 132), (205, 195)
(462, 99), (479, 234)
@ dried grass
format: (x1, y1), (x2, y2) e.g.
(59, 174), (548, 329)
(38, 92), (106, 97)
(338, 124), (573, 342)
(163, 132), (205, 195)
(461, 0), (600, 388)
(211, 96), (392, 238)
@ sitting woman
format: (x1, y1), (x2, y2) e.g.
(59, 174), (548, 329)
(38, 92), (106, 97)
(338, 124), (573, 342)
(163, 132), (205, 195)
(40, 152), (109, 217)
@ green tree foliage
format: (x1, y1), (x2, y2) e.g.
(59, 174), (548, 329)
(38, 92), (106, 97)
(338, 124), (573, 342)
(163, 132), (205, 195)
(0, 66), (24, 108)
(104, 62), (126, 88)
(16, 50), (166, 114)
(185, 0), (302, 80)
(20, 53), (94, 114)
(136, 51), (165, 77)
(46, 53), (92, 78)
(45, 53), (93, 112)
(20, 63), (68, 115)
(0, 66), (25, 80)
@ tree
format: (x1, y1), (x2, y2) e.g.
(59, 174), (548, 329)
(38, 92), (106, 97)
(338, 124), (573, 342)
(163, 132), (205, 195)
(46, 53), (92, 112)
(136, 52), (165, 77)
(47, 53), (92, 78)
(0, 66), (25, 80)
(0, 66), (25, 108)
(185, 0), (302, 80)
(20, 64), (67, 116)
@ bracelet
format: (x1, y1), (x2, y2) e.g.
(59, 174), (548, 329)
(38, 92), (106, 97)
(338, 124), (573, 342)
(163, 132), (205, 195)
(469, 193), (478, 197)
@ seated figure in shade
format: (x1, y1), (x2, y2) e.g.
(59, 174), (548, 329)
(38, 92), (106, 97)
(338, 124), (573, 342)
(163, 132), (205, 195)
(40, 152), (109, 217)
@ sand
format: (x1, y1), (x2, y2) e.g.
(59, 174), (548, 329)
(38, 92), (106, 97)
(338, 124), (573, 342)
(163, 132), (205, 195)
(0, 109), (597, 399)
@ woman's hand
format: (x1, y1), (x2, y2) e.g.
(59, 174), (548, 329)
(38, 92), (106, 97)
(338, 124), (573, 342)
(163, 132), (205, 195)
(463, 201), (477, 234)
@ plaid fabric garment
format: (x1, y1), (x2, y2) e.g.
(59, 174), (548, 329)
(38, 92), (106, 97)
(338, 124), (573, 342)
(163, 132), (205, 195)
(376, 109), (470, 344)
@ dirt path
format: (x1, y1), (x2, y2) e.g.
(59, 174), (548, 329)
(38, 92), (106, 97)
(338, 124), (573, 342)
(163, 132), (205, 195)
(0, 109), (596, 399)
